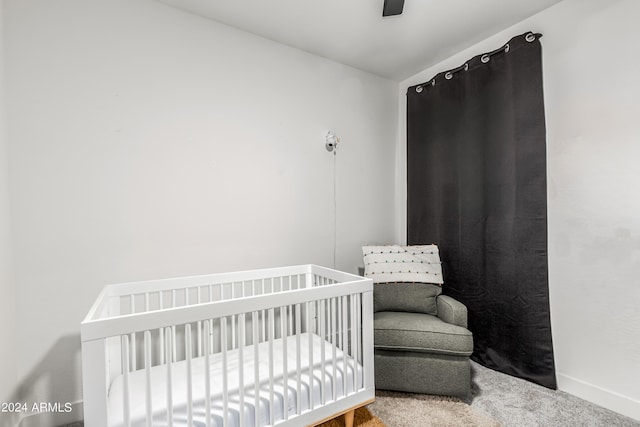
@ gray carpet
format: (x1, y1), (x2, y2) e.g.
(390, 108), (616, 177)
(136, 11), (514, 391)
(469, 361), (639, 426)
(369, 390), (500, 427)
(368, 361), (640, 427)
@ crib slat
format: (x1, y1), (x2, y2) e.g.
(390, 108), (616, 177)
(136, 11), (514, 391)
(307, 301), (314, 411)
(171, 324), (177, 363)
(185, 324), (193, 426)
(204, 320), (212, 427)
(121, 335), (131, 427)
(144, 331), (153, 427)
(281, 306), (288, 421)
(159, 293), (165, 365)
(337, 296), (342, 353)
(171, 291), (177, 362)
(165, 328), (173, 427)
(261, 279), (266, 342)
(362, 290), (374, 390)
(342, 295), (348, 396)
(231, 284), (236, 350)
(288, 303), (294, 336)
(197, 288), (202, 357)
(310, 299), (316, 334)
(268, 308), (275, 425)
(320, 299), (326, 405)
(295, 304), (301, 415)
(318, 299), (322, 334)
(238, 313), (246, 427)
(222, 317), (229, 427)
(130, 296), (137, 371)
(350, 295), (358, 393)
(331, 298), (337, 401)
(252, 311), (260, 427)
(357, 293), (363, 390)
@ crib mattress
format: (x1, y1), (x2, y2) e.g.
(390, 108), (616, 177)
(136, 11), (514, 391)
(108, 332), (362, 427)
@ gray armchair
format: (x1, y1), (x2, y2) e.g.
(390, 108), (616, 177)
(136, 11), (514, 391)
(372, 282), (473, 397)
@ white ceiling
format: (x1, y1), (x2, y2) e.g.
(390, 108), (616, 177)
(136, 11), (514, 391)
(159, 0), (564, 81)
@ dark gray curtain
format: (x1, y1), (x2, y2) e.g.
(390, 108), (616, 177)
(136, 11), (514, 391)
(406, 32), (556, 389)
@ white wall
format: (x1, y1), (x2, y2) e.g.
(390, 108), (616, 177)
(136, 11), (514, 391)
(4, 0), (397, 423)
(396, 0), (640, 420)
(0, 0), (18, 410)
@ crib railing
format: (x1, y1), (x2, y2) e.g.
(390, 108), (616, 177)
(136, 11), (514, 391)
(81, 265), (374, 427)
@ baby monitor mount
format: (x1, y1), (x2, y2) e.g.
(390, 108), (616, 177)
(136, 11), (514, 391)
(325, 131), (340, 153)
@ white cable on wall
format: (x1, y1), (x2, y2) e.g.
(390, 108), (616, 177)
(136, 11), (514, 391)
(333, 148), (337, 269)
(325, 131), (340, 269)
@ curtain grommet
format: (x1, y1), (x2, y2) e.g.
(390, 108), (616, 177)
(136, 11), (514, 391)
(505, 43), (510, 53)
(431, 79), (436, 86)
(481, 54), (490, 64)
(526, 33), (536, 43)
(445, 72), (453, 80)
(416, 85), (423, 93)
(464, 63), (469, 71)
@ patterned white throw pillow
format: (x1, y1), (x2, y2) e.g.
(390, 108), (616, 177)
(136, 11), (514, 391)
(362, 244), (444, 285)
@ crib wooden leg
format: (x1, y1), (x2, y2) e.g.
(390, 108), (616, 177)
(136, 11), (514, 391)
(344, 409), (355, 427)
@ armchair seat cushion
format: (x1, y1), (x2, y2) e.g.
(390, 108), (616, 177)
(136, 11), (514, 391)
(374, 311), (473, 357)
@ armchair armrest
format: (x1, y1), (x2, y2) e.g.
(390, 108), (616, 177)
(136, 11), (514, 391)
(436, 295), (468, 328)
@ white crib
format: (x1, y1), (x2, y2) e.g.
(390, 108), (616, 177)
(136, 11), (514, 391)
(81, 265), (374, 427)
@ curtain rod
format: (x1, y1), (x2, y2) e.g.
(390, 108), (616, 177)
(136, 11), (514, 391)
(416, 32), (538, 93)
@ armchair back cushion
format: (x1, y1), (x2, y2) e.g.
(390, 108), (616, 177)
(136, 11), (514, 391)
(374, 282), (442, 315)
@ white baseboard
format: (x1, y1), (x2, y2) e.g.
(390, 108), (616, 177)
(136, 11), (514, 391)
(557, 373), (640, 421)
(16, 401), (83, 427)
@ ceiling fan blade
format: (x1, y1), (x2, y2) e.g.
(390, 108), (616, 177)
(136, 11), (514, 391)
(383, 0), (405, 16)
